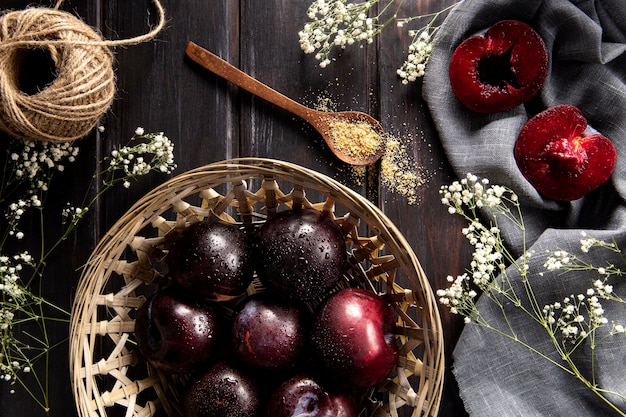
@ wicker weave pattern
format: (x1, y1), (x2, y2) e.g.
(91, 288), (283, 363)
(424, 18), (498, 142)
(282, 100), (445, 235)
(70, 158), (445, 417)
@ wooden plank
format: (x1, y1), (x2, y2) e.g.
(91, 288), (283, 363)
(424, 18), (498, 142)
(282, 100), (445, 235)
(375, 2), (471, 416)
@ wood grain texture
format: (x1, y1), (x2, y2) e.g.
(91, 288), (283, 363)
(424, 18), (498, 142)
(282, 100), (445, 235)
(0, 1), (470, 416)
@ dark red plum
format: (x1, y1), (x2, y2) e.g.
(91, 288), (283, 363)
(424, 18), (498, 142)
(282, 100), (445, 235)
(311, 288), (398, 388)
(134, 286), (222, 373)
(231, 294), (310, 371)
(255, 208), (347, 301)
(267, 374), (358, 417)
(182, 361), (262, 417)
(167, 220), (255, 300)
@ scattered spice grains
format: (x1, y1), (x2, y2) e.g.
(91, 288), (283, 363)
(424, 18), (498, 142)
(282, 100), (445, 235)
(379, 133), (430, 205)
(314, 95), (338, 113)
(328, 119), (384, 160)
(341, 131), (431, 205)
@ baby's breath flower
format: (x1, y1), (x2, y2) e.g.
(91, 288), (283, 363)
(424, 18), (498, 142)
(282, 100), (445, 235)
(544, 243), (623, 278)
(397, 28), (433, 83)
(2, 139), (81, 240)
(61, 205), (88, 226)
(298, 0), (458, 84)
(104, 130), (177, 188)
(439, 173), (519, 218)
(299, 0), (389, 67)
(436, 273), (477, 317)
(300, 0), (460, 80)
(439, 174), (626, 411)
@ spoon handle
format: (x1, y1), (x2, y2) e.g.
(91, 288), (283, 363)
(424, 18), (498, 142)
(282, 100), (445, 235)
(186, 41), (314, 121)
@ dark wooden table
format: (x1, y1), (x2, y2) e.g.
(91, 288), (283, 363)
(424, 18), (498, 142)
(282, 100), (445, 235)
(1, 0), (472, 416)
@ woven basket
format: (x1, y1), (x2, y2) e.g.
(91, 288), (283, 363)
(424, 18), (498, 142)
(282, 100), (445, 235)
(69, 158), (445, 417)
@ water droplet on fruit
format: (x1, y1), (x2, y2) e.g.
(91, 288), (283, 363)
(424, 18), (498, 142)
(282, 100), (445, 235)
(223, 377), (237, 386)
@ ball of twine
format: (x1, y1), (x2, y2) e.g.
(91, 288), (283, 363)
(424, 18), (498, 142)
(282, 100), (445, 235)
(0, 1), (165, 143)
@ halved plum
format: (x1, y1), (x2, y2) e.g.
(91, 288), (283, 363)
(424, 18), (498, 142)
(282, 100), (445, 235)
(449, 20), (548, 113)
(514, 104), (616, 201)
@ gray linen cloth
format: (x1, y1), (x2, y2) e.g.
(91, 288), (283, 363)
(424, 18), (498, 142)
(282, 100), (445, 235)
(422, 0), (626, 415)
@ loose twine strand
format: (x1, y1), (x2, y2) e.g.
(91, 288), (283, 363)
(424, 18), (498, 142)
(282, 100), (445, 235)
(0, 0), (166, 143)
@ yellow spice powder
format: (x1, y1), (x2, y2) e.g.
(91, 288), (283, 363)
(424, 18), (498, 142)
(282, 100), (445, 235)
(380, 135), (430, 205)
(328, 119), (383, 159)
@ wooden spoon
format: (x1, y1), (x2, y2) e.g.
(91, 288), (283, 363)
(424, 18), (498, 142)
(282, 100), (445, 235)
(185, 41), (385, 166)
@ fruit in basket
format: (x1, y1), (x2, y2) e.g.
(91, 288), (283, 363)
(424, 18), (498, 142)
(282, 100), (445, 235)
(182, 361), (262, 417)
(255, 208), (347, 301)
(231, 293), (310, 371)
(449, 20), (548, 113)
(134, 286), (223, 373)
(311, 288), (398, 388)
(514, 104), (617, 201)
(167, 220), (255, 300)
(267, 374), (358, 417)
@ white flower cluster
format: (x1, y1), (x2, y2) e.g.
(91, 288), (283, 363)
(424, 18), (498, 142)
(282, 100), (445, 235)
(579, 231), (620, 254)
(10, 140), (79, 180)
(437, 174), (521, 322)
(299, 0), (383, 68)
(396, 29), (432, 83)
(542, 287), (624, 343)
(437, 274), (476, 321)
(5, 196), (41, 240)
(61, 205), (89, 226)
(542, 241), (626, 343)
(4, 140), (80, 239)
(299, 1), (459, 81)
(543, 235), (622, 278)
(0, 253), (31, 310)
(465, 222), (506, 285)
(106, 129), (177, 188)
(0, 353), (31, 384)
(593, 278), (616, 299)
(440, 173), (518, 215)
(0, 252), (35, 382)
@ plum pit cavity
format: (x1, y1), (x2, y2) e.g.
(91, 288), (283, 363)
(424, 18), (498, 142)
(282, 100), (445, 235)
(477, 49), (517, 89)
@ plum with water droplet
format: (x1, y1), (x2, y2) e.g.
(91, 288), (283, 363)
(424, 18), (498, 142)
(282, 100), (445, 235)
(182, 361), (262, 417)
(167, 220), (255, 300)
(267, 374), (358, 417)
(231, 293), (310, 371)
(311, 288), (398, 388)
(134, 285), (223, 373)
(254, 208), (347, 301)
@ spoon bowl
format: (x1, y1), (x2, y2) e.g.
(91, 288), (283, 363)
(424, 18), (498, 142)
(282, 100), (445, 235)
(185, 41), (385, 166)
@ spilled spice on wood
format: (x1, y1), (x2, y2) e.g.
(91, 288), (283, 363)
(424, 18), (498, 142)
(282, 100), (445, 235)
(380, 135), (426, 205)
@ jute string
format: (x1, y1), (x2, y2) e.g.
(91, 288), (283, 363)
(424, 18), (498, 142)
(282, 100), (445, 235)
(0, 0), (166, 143)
